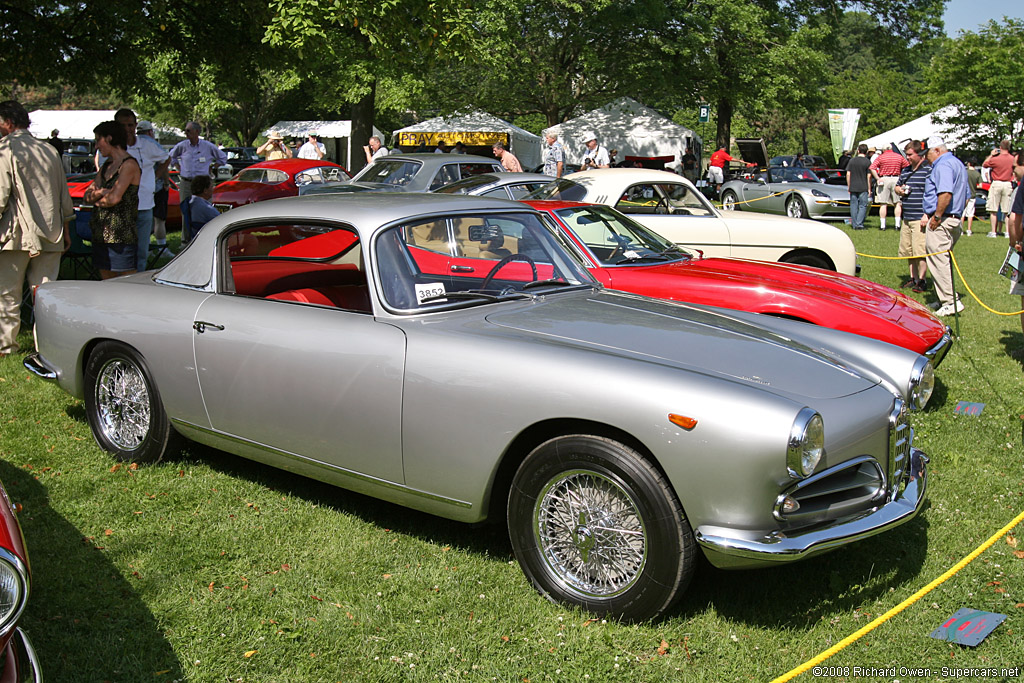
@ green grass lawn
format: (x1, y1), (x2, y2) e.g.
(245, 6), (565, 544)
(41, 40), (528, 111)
(2, 218), (1024, 682)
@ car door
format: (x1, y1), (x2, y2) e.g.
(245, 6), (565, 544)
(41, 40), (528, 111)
(738, 172), (775, 212)
(613, 181), (733, 258)
(191, 221), (406, 483)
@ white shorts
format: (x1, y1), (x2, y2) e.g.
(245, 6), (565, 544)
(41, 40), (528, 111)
(990, 180), (1013, 215)
(963, 197), (976, 219)
(708, 166), (724, 184)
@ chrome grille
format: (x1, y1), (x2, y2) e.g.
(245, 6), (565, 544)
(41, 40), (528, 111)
(888, 399), (910, 497)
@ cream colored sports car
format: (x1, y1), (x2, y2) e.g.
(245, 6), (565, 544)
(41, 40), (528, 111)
(527, 168), (857, 274)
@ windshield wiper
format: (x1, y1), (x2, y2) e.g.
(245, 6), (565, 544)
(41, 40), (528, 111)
(522, 279), (577, 291)
(614, 253), (671, 265)
(420, 290), (532, 304)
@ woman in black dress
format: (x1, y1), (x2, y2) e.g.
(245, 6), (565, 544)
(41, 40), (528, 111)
(84, 120), (141, 279)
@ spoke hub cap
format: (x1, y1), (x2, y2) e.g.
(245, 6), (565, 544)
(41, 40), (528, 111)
(534, 470), (647, 598)
(95, 359), (151, 451)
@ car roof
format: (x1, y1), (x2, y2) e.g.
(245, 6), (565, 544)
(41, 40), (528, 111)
(246, 158), (341, 172)
(155, 193), (535, 289)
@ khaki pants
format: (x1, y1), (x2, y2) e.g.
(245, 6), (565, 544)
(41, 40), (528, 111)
(925, 216), (962, 307)
(0, 250), (62, 354)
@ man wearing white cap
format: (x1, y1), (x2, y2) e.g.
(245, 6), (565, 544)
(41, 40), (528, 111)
(922, 136), (969, 317)
(580, 132), (610, 170)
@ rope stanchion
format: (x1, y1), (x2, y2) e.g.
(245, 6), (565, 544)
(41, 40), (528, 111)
(770, 508), (1024, 683)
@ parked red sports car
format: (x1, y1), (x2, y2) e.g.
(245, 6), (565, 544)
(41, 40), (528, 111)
(0, 478), (39, 680)
(212, 159), (350, 211)
(68, 171), (182, 230)
(525, 200), (952, 364)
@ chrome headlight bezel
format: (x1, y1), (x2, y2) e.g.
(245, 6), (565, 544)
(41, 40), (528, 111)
(787, 408), (825, 479)
(908, 356), (935, 410)
(0, 547), (28, 634)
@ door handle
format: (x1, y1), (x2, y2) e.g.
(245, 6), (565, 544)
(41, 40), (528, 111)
(193, 321), (225, 334)
(451, 265), (474, 273)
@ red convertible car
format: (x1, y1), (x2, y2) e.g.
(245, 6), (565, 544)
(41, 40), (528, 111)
(0, 478), (38, 680)
(212, 159), (350, 211)
(526, 200), (952, 364)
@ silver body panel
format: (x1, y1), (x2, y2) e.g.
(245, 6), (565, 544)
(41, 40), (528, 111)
(30, 193), (927, 568)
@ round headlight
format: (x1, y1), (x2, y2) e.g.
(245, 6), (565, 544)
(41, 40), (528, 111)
(909, 357), (935, 410)
(0, 550), (28, 632)
(788, 408), (825, 478)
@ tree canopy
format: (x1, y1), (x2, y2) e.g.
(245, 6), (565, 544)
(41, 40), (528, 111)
(5, 0), (1019, 164)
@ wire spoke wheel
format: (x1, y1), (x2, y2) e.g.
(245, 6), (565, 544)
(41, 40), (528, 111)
(535, 470), (647, 598)
(95, 358), (152, 450)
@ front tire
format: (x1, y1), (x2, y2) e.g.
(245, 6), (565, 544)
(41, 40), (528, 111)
(786, 195), (807, 219)
(508, 435), (695, 621)
(84, 341), (177, 463)
(720, 190), (738, 210)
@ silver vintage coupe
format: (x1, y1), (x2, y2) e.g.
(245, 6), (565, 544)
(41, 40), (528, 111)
(25, 193), (931, 621)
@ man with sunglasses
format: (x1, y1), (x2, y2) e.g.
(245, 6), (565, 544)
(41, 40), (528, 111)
(893, 140), (931, 292)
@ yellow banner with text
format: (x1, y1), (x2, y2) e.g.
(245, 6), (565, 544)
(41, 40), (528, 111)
(397, 132), (509, 148)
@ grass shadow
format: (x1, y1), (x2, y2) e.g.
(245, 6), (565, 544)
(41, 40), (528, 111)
(672, 512), (930, 626)
(172, 441), (513, 560)
(0, 460), (183, 680)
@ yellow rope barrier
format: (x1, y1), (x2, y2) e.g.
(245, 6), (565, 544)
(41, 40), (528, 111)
(770, 508), (1024, 683)
(855, 249), (1024, 316)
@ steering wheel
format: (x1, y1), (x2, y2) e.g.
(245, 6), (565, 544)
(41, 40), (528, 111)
(481, 253), (538, 290)
(607, 234), (632, 262)
(655, 196), (672, 214)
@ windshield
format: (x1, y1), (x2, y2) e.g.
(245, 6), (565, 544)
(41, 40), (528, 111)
(553, 205), (689, 266)
(353, 159), (422, 186)
(524, 178), (588, 202)
(434, 174), (498, 194)
(232, 168), (289, 184)
(776, 168), (823, 183)
(374, 211), (596, 312)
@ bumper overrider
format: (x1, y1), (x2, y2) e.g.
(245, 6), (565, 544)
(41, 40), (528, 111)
(1, 628), (42, 682)
(925, 327), (954, 368)
(696, 448), (928, 569)
(22, 353), (56, 383)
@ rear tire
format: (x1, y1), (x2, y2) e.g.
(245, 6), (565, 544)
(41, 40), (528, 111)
(508, 435), (695, 621)
(84, 341), (177, 463)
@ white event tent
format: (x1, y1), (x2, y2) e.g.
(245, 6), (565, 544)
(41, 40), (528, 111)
(28, 110), (184, 143)
(392, 112), (543, 169)
(546, 98), (702, 168)
(265, 120), (384, 171)
(859, 107), (967, 150)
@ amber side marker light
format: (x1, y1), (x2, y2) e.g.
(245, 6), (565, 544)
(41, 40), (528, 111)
(669, 414), (698, 430)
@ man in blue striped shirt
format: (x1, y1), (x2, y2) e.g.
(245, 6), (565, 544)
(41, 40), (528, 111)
(894, 140), (931, 292)
(922, 136), (969, 317)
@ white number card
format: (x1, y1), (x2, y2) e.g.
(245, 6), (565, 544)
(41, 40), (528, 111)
(415, 282), (447, 304)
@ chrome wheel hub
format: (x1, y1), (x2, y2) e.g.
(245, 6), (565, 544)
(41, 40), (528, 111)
(534, 470), (647, 598)
(95, 359), (151, 451)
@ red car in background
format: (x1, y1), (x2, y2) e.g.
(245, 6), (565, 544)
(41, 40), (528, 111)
(526, 200), (952, 364)
(68, 171), (182, 230)
(212, 159), (350, 212)
(0, 478), (39, 680)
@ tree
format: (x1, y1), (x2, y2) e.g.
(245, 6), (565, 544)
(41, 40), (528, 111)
(927, 19), (1024, 150)
(264, 0), (477, 170)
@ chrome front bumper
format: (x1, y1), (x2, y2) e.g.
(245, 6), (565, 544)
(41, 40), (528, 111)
(22, 353), (56, 383)
(696, 448), (928, 569)
(1, 628), (42, 682)
(924, 327), (954, 368)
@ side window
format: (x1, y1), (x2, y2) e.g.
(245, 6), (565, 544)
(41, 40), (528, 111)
(458, 163), (503, 180)
(405, 219), (451, 255)
(223, 223), (370, 313)
(295, 168), (322, 186)
(429, 165), (459, 191)
(481, 187), (512, 199)
(615, 184), (659, 214)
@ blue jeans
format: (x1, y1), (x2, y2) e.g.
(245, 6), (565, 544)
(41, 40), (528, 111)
(135, 208), (154, 271)
(849, 191), (869, 228)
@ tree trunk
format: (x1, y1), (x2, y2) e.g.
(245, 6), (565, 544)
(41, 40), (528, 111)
(350, 80), (377, 173)
(715, 97), (733, 151)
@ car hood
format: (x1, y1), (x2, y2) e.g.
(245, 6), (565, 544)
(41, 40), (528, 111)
(651, 257), (899, 311)
(301, 182), (395, 196)
(484, 291), (876, 400)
